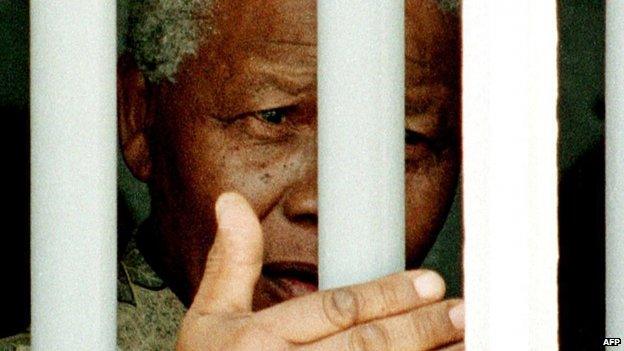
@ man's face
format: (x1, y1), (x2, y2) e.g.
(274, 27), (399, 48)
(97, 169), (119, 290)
(127, 0), (460, 308)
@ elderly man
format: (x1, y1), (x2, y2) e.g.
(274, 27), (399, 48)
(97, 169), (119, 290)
(1, 0), (462, 349)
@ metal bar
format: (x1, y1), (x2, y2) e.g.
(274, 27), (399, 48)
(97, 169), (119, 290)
(462, 0), (559, 349)
(30, 1), (117, 349)
(317, 0), (406, 289)
(606, 0), (624, 340)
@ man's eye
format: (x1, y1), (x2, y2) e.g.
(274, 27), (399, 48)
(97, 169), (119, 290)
(235, 106), (296, 142)
(405, 129), (427, 145)
(258, 108), (288, 124)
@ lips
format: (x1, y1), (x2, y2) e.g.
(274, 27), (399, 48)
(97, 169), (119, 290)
(262, 261), (318, 300)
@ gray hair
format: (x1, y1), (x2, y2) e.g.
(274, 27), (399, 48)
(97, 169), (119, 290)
(126, 0), (207, 82)
(126, 0), (459, 83)
(437, 0), (460, 12)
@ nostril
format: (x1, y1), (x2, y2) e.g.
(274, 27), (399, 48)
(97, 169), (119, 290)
(283, 181), (318, 226)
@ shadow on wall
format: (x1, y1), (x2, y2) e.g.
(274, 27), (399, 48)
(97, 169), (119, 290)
(0, 0), (29, 338)
(558, 139), (605, 351)
(0, 106), (30, 337)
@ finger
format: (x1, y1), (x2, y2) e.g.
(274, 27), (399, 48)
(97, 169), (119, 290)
(255, 269), (446, 343)
(190, 192), (264, 314)
(295, 300), (464, 351)
(436, 342), (465, 351)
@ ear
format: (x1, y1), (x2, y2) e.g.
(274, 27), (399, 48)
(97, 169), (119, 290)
(118, 54), (154, 182)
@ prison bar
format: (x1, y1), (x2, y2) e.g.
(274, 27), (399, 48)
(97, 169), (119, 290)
(462, 0), (559, 349)
(30, 1), (117, 349)
(606, 1), (624, 340)
(317, 0), (406, 289)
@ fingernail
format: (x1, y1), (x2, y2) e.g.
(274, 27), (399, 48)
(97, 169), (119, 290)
(413, 271), (445, 300)
(215, 192), (239, 224)
(448, 302), (465, 330)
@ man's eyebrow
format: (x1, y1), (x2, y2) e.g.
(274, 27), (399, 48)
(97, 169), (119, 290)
(267, 38), (316, 47)
(406, 55), (432, 66)
(406, 85), (448, 101)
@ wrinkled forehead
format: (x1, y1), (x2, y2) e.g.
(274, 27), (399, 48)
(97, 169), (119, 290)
(205, 0), (459, 60)
(205, 0), (316, 46)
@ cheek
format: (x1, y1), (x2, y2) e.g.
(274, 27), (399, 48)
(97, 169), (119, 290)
(404, 154), (458, 265)
(170, 121), (309, 219)
(225, 143), (310, 219)
(150, 118), (311, 295)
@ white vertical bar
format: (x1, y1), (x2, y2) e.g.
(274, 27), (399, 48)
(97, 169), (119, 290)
(318, 0), (405, 289)
(463, 0), (558, 350)
(606, 1), (624, 340)
(31, 1), (117, 350)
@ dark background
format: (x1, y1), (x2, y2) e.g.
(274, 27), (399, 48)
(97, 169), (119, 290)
(0, 0), (30, 337)
(0, 0), (607, 349)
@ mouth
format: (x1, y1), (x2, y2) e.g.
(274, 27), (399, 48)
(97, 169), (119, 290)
(262, 261), (318, 300)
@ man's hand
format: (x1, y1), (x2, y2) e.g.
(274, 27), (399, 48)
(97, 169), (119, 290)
(176, 192), (465, 351)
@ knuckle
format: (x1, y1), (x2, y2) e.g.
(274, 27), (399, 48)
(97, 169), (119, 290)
(410, 306), (445, 347)
(322, 288), (361, 329)
(372, 280), (399, 315)
(348, 324), (391, 351)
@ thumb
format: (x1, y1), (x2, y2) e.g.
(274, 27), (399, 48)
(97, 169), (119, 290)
(191, 192), (264, 314)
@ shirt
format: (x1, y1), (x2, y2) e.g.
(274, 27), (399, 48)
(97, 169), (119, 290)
(0, 238), (187, 351)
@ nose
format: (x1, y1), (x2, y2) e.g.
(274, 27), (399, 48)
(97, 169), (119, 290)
(283, 180), (318, 226)
(282, 141), (318, 226)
